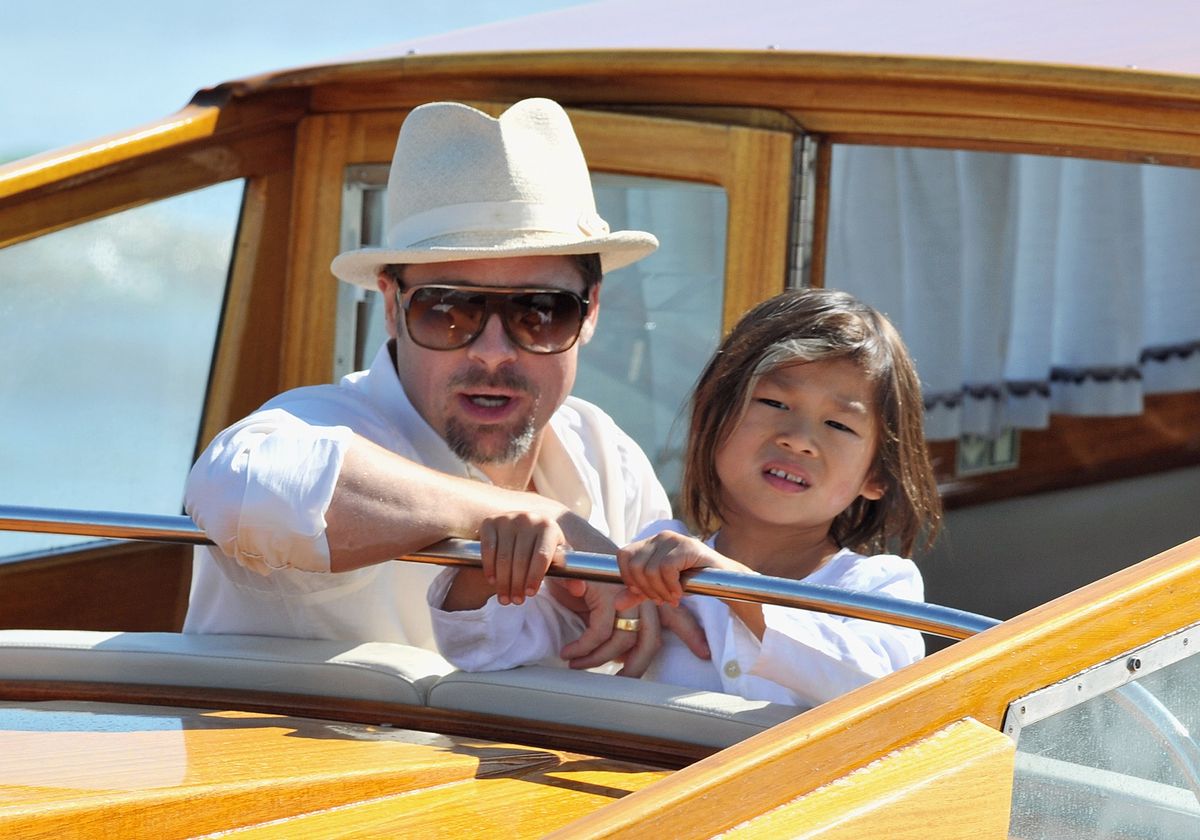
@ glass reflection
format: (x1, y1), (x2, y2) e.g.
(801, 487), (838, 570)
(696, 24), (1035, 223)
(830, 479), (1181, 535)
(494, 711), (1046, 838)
(1009, 633), (1200, 838)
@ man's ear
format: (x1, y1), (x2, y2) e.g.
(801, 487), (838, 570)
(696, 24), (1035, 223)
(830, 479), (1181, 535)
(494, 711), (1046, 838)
(378, 271), (400, 340)
(579, 282), (601, 345)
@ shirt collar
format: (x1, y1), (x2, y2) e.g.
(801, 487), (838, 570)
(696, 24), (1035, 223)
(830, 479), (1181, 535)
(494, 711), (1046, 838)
(354, 341), (480, 480)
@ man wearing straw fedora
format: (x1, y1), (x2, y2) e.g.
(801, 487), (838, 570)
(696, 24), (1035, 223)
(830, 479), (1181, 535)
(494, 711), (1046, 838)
(184, 98), (707, 671)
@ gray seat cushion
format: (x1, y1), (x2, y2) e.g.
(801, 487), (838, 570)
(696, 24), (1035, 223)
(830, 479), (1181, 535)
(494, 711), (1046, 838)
(0, 630), (800, 747)
(0, 629), (454, 705)
(428, 665), (801, 748)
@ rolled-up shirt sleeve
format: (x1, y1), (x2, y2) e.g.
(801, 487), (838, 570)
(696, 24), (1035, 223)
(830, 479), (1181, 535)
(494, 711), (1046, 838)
(185, 409), (356, 575)
(427, 568), (586, 671)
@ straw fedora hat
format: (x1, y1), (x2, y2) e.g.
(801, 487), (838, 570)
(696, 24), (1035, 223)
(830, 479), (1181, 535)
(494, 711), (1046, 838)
(331, 98), (659, 288)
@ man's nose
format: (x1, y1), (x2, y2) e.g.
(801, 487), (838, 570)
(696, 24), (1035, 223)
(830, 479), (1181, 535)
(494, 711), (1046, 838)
(465, 312), (520, 368)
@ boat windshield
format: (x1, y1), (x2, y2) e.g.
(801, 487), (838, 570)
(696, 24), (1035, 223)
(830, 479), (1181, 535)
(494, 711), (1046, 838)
(1006, 622), (1200, 838)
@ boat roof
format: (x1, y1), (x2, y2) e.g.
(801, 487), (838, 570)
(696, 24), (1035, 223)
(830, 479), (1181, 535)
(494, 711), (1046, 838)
(334, 0), (1199, 78)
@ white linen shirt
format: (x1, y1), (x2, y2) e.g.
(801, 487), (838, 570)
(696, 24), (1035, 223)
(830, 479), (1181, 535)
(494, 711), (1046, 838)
(430, 522), (924, 708)
(183, 342), (670, 648)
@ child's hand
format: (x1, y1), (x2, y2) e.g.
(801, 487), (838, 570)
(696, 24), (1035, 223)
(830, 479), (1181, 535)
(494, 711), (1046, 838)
(617, 530), (728, 607)
(479, 511), (566, 605)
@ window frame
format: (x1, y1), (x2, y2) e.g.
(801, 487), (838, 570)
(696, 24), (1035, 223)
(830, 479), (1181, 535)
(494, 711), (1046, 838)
(277, 106), (796, 389)
(0, 110), (297, 619)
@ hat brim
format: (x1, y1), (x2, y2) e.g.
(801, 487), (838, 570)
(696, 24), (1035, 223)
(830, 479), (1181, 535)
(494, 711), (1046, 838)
(331, 230), (659, 289)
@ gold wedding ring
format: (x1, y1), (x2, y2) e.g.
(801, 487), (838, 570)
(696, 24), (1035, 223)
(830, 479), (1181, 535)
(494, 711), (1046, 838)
(613, 616), (641, 632)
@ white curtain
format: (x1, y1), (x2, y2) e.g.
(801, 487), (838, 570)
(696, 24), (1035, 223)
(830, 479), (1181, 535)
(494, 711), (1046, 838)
(826, 146), (1200, 441)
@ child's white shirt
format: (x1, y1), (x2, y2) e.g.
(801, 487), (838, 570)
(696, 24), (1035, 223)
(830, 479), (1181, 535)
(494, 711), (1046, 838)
(427, 519), (924, 708)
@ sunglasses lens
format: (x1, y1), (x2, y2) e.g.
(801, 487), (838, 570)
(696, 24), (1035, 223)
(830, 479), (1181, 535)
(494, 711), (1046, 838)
(503, 291), (585, 353)
(402, 286), (586, 353)
(405, 288), (487, 350)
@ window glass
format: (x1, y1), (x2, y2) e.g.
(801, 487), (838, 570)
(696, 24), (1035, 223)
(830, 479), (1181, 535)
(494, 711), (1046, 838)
(1008, 629), (1200, 837)
(0, 182), (243, 560)
(577, 174), (727, 497)
(338, 171), (728, 501)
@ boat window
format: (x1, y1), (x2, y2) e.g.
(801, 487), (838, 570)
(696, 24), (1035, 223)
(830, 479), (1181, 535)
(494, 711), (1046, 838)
(337, 168), (728, 498)
(824, 144), (1200, 632)
(1004, 623), (1200, 837)
(824, 146), (1200, 446)
(0, 181), (243, 561)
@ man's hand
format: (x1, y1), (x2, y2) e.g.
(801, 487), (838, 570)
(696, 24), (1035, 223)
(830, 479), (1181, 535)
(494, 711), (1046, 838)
(442, 506), (613, 612)
(478, 511), (566, 605)
(615, 601), (661, 677)
(617, 603), (711, 677)
(553, 580), (710, 671)
(555, 579), (639, 668)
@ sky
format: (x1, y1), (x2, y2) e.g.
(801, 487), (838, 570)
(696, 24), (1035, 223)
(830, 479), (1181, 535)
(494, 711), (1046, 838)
(0, 0), (588, 160)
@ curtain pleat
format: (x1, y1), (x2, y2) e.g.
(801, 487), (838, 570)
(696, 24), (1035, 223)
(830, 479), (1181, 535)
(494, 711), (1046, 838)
(827, 147), (1200, 441)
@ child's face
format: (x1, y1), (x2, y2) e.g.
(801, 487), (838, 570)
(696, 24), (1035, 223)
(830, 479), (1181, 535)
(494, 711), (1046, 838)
(714, 358), (885, 539)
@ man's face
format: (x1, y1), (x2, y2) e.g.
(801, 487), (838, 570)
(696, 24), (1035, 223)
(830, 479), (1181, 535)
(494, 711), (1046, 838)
(379, 255), (599, 487)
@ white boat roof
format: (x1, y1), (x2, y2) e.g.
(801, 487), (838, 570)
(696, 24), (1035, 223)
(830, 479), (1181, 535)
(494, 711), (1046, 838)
(338, 0), (1200, 78)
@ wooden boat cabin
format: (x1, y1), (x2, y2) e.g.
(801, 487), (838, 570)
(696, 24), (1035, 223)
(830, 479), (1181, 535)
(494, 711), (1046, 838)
(1, 0), (1198, 835)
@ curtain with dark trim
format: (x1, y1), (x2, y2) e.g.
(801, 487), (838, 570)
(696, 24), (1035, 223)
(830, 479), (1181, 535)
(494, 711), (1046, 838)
(825, 146), (1200, 441)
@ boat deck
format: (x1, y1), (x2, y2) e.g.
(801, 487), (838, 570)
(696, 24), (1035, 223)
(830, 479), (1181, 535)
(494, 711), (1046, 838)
(0, 700), (671, 838)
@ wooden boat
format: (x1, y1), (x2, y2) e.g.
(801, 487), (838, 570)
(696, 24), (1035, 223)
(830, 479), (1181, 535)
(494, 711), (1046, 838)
(2, 1), (1199, 835)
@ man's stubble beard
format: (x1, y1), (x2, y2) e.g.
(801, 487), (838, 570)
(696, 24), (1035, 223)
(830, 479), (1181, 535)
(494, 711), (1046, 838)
(445, 413), (538, 465)
(443, 367), (541, 465)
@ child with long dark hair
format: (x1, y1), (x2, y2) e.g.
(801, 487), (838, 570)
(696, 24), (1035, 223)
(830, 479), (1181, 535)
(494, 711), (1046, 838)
(431, 288), (942, 707)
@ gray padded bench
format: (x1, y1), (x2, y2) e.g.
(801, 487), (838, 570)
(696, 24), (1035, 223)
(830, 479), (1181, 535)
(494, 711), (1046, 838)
(0, 629), (800, 749)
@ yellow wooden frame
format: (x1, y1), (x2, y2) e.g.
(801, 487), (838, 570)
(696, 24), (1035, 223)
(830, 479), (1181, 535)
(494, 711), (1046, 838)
(720, 718), (1014, 839)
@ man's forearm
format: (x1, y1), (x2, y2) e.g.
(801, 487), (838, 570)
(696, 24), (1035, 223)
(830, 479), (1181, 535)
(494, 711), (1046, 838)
(323, 436), (569, 572)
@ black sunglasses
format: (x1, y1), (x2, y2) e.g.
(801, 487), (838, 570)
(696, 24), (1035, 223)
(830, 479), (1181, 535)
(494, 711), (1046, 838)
(396, 284), (591, 354)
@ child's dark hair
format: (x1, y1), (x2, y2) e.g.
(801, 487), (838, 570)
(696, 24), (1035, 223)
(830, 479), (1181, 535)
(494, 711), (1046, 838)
(681, 288), (942, 557)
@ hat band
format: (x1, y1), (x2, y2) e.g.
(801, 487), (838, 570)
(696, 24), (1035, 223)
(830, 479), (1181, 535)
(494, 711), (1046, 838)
(387, 201), (611, 248)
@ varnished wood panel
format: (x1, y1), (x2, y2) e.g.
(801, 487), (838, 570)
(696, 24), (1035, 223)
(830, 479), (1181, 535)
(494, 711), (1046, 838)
(572, 109), (792, 329)
(817, 117), (1200, 167)
(198, 169), (296, 447)
(0, 87), (306, 199)
(570, 110), (752, 183)
(0, 126), (296, 250)
(721, 122), (794, 328)
(299, 52), (1200, 164)
(933, 390), (1200, 507)
(720, 718), (1013, 839)
(279, 114), (355, 389)
(550, 535), (1200, 837)
(807, 139), (833, 289)
(0, 700), (667, 839)
(207, 757), (669, 838)
(0, 543), (190, 631)
(0, 105), (222, 201)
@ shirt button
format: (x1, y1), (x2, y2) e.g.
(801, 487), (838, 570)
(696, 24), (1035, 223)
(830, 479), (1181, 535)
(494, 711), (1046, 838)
(723, 660), (741, 678)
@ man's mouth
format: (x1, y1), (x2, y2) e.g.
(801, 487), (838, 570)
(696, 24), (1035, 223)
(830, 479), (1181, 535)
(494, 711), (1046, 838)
(450, 368), (533, 401)
(466, 394), (512, 408)
(765, 467), (809, 487)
